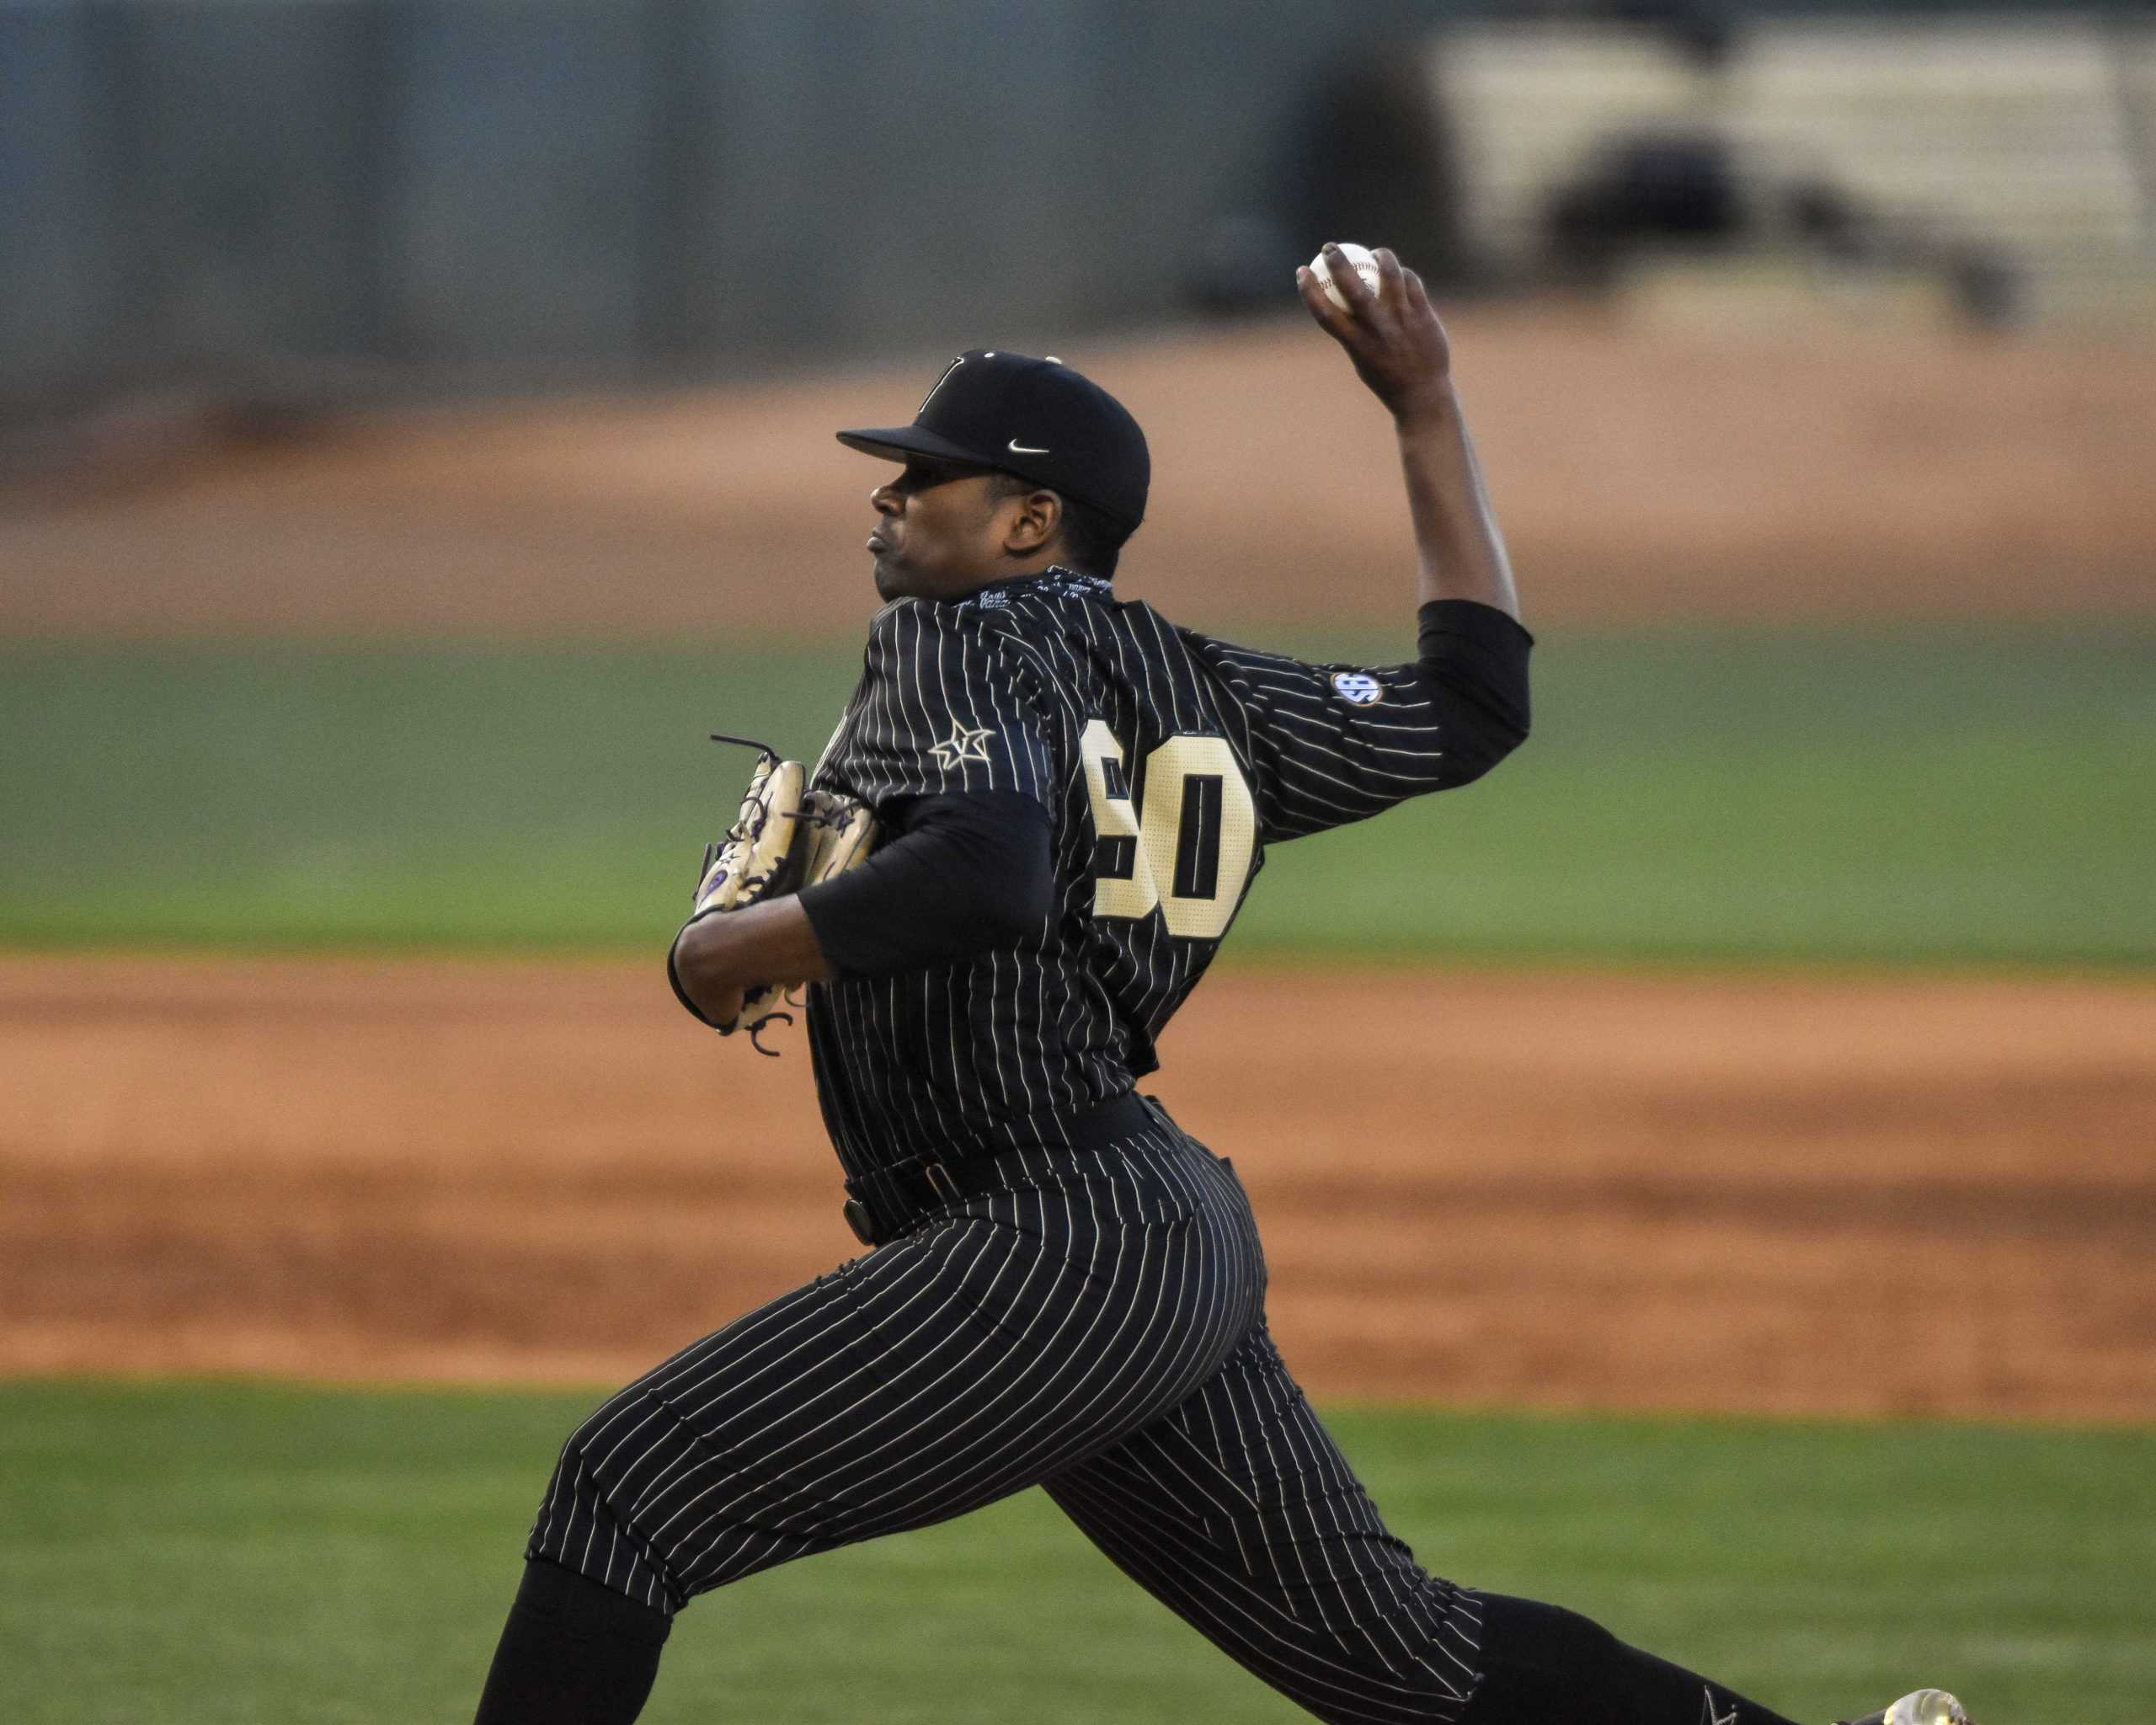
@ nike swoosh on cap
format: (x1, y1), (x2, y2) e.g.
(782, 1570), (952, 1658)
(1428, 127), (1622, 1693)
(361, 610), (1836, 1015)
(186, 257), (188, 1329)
(1008, 440), (1050, 454)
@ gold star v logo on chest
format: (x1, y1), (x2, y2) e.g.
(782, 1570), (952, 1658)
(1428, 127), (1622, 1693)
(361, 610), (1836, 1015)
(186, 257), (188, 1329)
(930, 719), (994, 769)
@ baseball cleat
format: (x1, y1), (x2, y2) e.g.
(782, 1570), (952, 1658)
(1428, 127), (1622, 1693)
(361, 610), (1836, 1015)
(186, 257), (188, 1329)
(1834, 1689), (1974, 1725)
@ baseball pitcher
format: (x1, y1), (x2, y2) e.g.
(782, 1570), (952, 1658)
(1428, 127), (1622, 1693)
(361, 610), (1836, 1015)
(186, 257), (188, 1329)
(470, 246), (1971, 1725)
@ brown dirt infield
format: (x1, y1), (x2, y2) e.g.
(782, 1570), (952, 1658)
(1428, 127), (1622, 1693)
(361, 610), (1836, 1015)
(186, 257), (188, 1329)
(6, 957), (2150, 1420)
(5, 310), (2153, 639)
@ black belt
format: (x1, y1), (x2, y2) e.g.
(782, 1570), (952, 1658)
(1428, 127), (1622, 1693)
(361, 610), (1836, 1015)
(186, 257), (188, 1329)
(841, 1091), (1161, 1247)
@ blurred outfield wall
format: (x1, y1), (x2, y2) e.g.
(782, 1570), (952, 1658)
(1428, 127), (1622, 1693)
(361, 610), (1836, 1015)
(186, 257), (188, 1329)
(0, 0), (1473, 411)
(10, 0), (2153, 419)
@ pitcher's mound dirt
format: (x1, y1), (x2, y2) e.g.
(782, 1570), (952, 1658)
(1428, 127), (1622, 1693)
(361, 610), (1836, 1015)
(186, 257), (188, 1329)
(7, 959), (2151, 1418)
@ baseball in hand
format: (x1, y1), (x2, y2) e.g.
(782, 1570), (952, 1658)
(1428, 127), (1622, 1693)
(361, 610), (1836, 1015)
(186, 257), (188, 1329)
(1310, 243), (1382, 310)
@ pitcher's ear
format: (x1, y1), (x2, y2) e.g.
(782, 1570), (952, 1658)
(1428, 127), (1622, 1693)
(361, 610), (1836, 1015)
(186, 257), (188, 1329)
(1003, 487), (1063, 555)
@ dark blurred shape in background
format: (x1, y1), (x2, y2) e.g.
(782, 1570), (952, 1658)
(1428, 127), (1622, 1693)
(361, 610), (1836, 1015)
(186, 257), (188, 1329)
(1545, 131), (1749, 280)
(2, 0), (2151, 476)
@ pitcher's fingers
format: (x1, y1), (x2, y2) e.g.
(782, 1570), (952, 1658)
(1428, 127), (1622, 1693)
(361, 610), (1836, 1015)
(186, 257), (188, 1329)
(1295, 264), (1358, 340)
(1321, 243), (1380, 318)
(1374, 247), (1409, 308)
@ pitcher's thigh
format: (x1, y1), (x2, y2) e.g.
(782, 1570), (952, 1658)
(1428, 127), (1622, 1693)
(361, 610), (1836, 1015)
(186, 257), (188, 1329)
(1043, 1319), (1486, 1725)
(526, 1201), (1240, 1612)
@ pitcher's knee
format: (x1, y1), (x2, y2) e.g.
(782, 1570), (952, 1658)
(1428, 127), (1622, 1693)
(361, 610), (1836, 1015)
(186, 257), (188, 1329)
(524, 1415), (689, 1614)
(1273, 1650), (1478, 1725)
(530, 1391), (854, 1610)
(1228, 1584), (1483, 1725)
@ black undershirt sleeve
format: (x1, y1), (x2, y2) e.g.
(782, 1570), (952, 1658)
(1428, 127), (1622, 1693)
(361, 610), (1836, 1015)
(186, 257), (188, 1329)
(1418, 598), (1534, 788)
(798, 790), (1054, 979)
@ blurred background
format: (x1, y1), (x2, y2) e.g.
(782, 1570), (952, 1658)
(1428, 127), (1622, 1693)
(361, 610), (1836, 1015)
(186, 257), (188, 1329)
(8, 0), (2156, 412)
(3, 3), (2153, 1722)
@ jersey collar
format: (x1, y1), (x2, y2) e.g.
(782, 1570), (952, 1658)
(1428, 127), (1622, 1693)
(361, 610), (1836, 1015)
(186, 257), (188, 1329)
(955, 565), (1113, 611)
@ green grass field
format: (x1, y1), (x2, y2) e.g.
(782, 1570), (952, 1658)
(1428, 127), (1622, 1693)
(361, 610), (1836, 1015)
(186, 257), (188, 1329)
(4, 622), (2149, 966)
(6, 623), (2150, 1723)
(0, 1382), (2147, 1725)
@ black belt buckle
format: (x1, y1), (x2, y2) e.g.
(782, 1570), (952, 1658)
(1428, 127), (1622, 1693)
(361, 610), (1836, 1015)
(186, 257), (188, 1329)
(842, 1196), (879, 1247)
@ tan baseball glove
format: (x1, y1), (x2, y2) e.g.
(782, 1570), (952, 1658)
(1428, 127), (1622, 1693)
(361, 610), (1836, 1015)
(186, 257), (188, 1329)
(677, 733), (878, 1052)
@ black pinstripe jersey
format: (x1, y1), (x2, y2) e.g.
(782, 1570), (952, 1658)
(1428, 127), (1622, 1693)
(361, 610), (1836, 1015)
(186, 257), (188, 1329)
(805, 567), (1476, 1177)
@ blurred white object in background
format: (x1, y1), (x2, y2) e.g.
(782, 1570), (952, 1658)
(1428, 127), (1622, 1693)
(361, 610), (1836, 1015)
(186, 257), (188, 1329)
(1425, 18), (2156, 332)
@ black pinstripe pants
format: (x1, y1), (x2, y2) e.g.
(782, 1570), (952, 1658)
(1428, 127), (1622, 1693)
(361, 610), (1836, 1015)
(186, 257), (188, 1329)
(527, 1116), (1485, 1725)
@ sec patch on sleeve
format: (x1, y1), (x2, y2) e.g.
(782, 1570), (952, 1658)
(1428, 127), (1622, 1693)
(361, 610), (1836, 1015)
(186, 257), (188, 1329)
(1331, 670), (1385, 706)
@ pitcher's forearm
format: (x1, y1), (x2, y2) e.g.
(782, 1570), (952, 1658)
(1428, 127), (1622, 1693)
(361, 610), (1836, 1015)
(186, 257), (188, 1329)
(672, 895), (833, 1023)
(1294, 243), (1524, 626)
(1396, 391), (1518, 621)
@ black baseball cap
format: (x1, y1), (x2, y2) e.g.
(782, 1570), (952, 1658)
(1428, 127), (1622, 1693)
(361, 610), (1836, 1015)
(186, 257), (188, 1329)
(837, 349), (1150, 531)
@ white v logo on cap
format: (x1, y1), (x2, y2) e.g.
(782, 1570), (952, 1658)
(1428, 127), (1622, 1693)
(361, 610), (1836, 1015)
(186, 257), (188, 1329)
(1009, 440), (1050, 454)
(918, 355), (965, 414)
